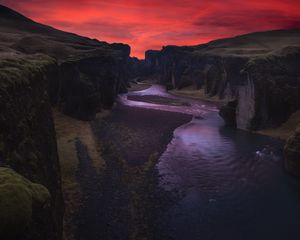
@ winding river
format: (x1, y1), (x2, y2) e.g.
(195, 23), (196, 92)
(119, 84), (300, 240)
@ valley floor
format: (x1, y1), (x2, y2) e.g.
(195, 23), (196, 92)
(54, 84), (299, 240)
(53, 110), (107, 240)
(54, 105), (191, 240)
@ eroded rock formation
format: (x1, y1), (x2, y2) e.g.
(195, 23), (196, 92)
(0, 4), (131, 120)
(1, 5), (300, 238)
(144, 29), (300, 130)
(0, 4), (132, 239)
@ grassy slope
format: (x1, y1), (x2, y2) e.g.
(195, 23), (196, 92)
(0, 5), (125, 63)
(186, 28), (300, 57)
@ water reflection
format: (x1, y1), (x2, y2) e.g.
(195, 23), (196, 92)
(118, 84), (217, 116)
(158, 114), (300, 240)
(121, 84), (300, 240)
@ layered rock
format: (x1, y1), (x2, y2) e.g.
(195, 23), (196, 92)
(284, 125), (300, 177)
(144, 29), (300, 130)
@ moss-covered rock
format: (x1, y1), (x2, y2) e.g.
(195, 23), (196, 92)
(0, 4), (131, 121)
(0, 4), (132, 240)
(284, 125), (300, 177)
(0, 54), (64, 240)
(0, 167), (50, 239)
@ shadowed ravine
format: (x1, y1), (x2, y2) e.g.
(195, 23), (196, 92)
(75, 85), (300, 240)
(1, 6), (300, 240)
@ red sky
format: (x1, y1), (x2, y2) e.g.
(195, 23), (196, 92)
(1, 0), (300, 58)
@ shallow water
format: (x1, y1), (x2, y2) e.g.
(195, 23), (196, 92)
(121, 84), (300, 240)
(119, 84), (217, 117)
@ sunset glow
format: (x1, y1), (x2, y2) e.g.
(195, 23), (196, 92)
(1, 0), (300, 58)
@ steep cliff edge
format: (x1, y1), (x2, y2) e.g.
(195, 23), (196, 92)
(0, 4), (132, 239)
(143, 30), (300, 176)
(0, 4), (131, 120)
(144, 29), (300, 130)
(0, 54), (63, 239)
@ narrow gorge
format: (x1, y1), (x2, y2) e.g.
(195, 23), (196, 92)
(0, 4), (300, 240)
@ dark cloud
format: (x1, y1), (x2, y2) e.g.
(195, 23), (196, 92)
(194, 9), (300, 31)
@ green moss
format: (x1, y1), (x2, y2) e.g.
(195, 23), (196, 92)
(0, 53), (56, 89)
(0, 167), (50, 238)
(30, 183), (50, 205)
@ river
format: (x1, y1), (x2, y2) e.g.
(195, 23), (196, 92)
(118, 84), (300, 240)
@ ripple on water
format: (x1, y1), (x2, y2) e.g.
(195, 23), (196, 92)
(122, 84), (300, 240)
(157, 115), (300, 240)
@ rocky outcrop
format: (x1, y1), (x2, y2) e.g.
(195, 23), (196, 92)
(219, 100), (238, 127)
(57, 55), (128, 120)
(284, 125), (300, 177)
(236, 49), (300, 129)
(0, 54), (63, 239)
(0, 4), (133, 239)
(143, 50), (161, 79)
(144, 29), (300, 130)
(0, 167), (50, 239)
(125, 50), (162, 83)
(0, 4), (131, 120)
(127, 57), (147, 81)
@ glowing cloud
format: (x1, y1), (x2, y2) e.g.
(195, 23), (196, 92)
(1, 0), (300, 58)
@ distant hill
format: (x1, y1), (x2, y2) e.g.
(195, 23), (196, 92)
(0, 4), (129, 61)
(160, 28), (300, 57)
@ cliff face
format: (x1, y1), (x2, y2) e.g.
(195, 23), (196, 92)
(57, 54), (128, 120)
(0, 5), (131, 120)
(0, 54), (63, 239)
(284, 124), (300, 177)
(236, 49), (300, 129)
(0, 4), (132, 239)
(145, 29), (300, 130)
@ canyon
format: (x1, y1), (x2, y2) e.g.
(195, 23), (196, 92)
(0, 5), (131, 239)
(141, 30), (300, 131)
(0, 4), (300, 240)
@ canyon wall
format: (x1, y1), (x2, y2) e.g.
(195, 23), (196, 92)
(1, 5), (131, 120)
(143, 29), (300, 176)
(1, 10), (300, 240)
(0, 5), (132, 239)
(0, 54), (63, 239)
(144, 29), (300, 131)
